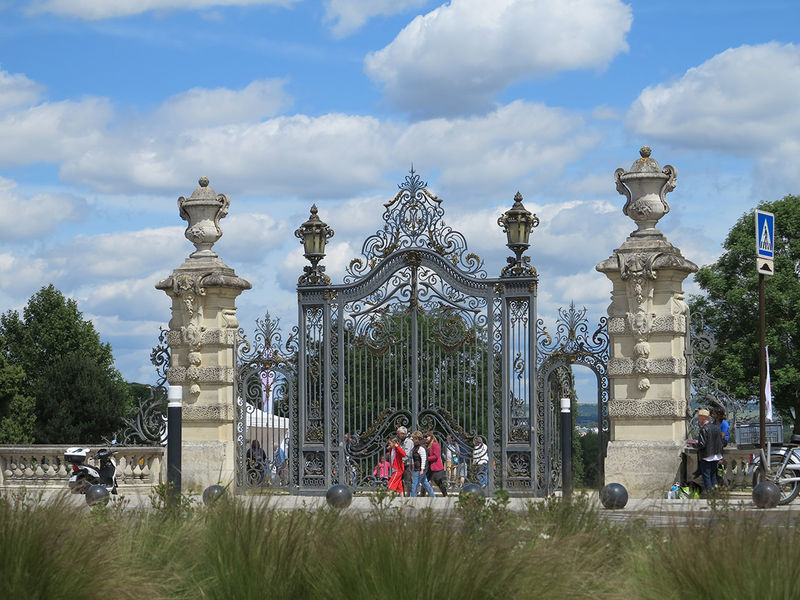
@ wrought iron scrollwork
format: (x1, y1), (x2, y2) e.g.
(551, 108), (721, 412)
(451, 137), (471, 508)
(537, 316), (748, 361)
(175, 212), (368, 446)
(536, 302), (610, 492)
(235, 312), (298, 490)
(344, 169), (486, 282)
(687, 314), (745, 423)
(107, 328), (170, 446)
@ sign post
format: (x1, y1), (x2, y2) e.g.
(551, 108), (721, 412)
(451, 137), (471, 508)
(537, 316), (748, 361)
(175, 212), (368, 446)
(756, 210), (774, 451)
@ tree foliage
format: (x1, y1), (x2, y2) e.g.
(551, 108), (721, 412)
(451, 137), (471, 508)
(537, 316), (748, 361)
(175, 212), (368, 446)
(690, 195), (800, 431)
(0, 358), (35, 443)
(0, 285), (131, 443)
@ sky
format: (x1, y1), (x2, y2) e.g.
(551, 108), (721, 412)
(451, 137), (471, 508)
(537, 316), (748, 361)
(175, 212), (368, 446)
(0, 0), (798, 402)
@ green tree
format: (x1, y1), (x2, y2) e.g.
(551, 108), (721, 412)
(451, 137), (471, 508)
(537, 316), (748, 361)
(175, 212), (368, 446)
(690, 195), (800, 432)
(0, 285), (131, 443)
(0, 357), (35, 443)
(579, 431), (601, 488)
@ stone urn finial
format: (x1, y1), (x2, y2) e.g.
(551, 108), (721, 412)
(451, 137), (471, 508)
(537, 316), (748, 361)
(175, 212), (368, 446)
(614, 146), (677, 236)
(178, 177), (231, 258)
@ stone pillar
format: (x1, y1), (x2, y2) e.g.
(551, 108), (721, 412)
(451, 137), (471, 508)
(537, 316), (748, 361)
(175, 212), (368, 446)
(156, 177), (250, 491)
(596, 147), (697, 497)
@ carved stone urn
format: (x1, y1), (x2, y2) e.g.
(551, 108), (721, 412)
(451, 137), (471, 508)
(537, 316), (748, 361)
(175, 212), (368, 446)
(615, 146), (677, 236)
(178, 176), (230, 258)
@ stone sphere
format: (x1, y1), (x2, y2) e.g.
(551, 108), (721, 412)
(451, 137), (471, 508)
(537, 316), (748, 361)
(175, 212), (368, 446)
(326, 484), (353, 509)
(460, 483), (485, 497)
(600, 483), (628, 509)
(753, 481), (781, 509)
(85, 484), (110, 507)
(202, 484), (226, 505)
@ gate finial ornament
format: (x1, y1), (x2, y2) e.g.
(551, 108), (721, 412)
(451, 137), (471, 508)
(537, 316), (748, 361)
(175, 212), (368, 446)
(614, 146), (677, 237)
(178, 176), (230, 259)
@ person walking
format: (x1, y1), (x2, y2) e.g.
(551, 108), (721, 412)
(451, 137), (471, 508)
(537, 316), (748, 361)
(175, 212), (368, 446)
(387, 437), (405, 495)
(444, 435), (457, 486)
(424, 431), (448, 496)
(410, 431), (436, 497)
(397, 426), (414, 497)
(473, 436), (489, 488)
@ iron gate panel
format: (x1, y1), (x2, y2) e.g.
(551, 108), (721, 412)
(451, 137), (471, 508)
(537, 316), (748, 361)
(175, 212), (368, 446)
(235, 314), (298, 491)
(294, 171), (543, 495)
(537, 302), (610, 492)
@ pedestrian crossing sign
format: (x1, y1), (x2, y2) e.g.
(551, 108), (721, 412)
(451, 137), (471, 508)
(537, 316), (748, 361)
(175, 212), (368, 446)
(756, 210), (775, 260)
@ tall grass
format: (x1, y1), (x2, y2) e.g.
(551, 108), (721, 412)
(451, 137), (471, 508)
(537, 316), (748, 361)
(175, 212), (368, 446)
(0, 491), (156, 600)
(2, 490), (796, 600)
(632, 516), (800, 600)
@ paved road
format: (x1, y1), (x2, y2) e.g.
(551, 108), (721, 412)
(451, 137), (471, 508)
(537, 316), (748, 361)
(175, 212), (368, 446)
(15, 488), (800, 526)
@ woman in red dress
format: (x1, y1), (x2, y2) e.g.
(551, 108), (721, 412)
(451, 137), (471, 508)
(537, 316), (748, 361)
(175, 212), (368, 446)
(387, 437), (405, 494)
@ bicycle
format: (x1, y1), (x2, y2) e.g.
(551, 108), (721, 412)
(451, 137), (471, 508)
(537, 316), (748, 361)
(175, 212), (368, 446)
(751, 435), (800, 504)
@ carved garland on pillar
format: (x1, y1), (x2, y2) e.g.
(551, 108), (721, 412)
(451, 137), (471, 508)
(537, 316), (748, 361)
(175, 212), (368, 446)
(171, 273), (208, 401)
(618, 253), (658, 392)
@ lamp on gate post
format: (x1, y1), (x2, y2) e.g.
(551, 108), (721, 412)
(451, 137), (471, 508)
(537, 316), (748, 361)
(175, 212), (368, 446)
(498, 192), (539, 276)
(295, 205), (335, 285)
(560, 397), (573, 501)
(167, 385), (182, 504)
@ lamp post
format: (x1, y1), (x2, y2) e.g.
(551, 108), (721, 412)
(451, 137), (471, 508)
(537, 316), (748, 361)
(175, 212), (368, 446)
(295, 205), (335, 285)
(560, 397), (573, 501)
(167, 384), (182, 504)
(498, 192), (539, 276)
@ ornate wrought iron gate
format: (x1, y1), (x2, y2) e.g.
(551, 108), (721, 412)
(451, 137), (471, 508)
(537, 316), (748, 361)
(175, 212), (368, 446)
(235, 315), (298, 490)
(537, 302), (609, 491)
(294, 171), (542, 495)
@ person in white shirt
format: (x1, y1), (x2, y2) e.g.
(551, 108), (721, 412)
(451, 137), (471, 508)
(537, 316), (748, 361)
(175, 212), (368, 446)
(410, 430), (436, 497)
(472, 436), (489, 487)
(397, 426), (414, 497)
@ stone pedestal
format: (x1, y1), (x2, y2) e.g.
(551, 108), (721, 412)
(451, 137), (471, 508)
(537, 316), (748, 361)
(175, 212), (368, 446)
(156, 178), (250, 491)
(596, 147), (697, 497)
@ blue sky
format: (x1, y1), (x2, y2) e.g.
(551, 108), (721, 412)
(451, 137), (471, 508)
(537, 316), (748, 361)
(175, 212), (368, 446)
(0, 0), (798, 401)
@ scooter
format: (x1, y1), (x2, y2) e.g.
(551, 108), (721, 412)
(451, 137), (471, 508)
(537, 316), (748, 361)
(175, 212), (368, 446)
(65, 447), (118, 495)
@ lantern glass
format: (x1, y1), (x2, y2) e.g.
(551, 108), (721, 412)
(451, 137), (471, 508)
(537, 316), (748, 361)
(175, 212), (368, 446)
(303, 228), (325, 256)
(506, 219), (529, 247)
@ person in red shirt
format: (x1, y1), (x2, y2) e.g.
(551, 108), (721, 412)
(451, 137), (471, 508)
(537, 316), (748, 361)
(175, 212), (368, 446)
(424, 431), (448, 496)
(387, 437), (405, 494)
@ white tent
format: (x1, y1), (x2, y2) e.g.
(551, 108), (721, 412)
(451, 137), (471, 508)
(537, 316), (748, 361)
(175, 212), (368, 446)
(246, 411), (289, 450)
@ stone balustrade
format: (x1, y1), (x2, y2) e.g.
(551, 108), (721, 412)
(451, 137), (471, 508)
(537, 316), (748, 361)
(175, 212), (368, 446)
(682, 446), (757, 491)
(0, 445), (164, 492)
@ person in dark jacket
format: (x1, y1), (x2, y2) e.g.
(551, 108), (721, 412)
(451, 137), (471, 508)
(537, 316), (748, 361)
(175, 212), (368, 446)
(696, 409), (723, 492)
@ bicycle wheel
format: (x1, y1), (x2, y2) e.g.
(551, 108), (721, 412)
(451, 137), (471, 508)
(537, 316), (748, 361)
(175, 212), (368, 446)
(753, 451), (800, 505)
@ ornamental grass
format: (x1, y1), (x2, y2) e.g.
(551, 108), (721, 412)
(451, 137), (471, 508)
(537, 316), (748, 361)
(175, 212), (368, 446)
(1, 489), (795, 600)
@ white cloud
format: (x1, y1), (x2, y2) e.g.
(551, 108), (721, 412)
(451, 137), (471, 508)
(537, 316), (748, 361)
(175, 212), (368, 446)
(0, 68), (43, 112)
(365, 0), (631, 116)
(399, 101), (599, 197)
(155, 79), (292, 128)
(214, 212), (287, 264)
(82, 276), (170, 322)
(0, 177), (87, 239)
(324, 0), (426, 38)
(0, 67), (601, 202)
(61, 112), (391, 197)
(551, 270), (610, 304)
(41, 227), (186, 282)
(25, 0), (299, 20)
(63, 100), (597, 200)
(626, 43), (800, 199)
(627, 43), (800, 155)
(0, 253), (53, 294)
(0, 97), (113, 166)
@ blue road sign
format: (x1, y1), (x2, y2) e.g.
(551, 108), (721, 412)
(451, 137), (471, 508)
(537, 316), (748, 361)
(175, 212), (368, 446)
(756, 210), (775, 260)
